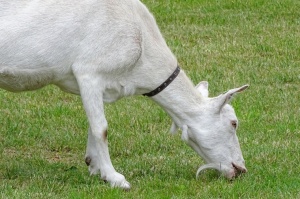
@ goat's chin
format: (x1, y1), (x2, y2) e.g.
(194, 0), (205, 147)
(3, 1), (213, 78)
(196, 163), (237, 180)
(196, 163), (221, 178)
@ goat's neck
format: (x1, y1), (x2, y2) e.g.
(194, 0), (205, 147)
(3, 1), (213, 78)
(151, 70), (202, 128)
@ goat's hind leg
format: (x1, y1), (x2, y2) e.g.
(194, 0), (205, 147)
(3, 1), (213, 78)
(75, 73), (130, 190)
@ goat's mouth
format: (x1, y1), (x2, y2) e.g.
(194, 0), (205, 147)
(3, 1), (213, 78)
(196, 163), (221, 179)
(232, 163), (247, 174)
(196, 163), (247, 179)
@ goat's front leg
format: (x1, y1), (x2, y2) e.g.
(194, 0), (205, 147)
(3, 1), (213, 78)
(75, 74), (130, 190)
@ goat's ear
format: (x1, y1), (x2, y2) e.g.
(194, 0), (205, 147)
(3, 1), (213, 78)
(216, 84), (249, 110)
(196, 81), (209, 97)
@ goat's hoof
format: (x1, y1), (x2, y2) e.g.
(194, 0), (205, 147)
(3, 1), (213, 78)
(102, 172), (131, 190)
(111, 180), (131, 191)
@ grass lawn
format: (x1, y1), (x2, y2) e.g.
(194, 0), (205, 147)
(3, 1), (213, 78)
(0, 0), (299, 198)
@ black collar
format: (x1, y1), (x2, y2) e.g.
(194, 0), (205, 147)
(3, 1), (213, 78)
(143, 66), (181, 97)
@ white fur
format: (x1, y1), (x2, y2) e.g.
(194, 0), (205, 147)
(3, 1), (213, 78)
(0, 0), (248, 189)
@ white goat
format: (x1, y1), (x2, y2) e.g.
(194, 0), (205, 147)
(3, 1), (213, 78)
(0, 0), (248, 189)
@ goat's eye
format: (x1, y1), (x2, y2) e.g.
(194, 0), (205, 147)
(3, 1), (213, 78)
(231, 120), (237, 129)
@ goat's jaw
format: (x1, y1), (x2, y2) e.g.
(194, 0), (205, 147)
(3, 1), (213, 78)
(196, 163), (221, 178)
(196, 163), (235, 179)
(196, 162), (247, 180)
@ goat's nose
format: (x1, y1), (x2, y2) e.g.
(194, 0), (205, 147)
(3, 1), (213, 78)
(240, 167), (247, 173)
(232, 163), (247, 173)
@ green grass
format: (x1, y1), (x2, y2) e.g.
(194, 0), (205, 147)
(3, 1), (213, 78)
(1, 0), (299, 198)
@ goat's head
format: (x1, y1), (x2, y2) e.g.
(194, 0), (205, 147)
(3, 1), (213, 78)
(171, 81), (249, 180)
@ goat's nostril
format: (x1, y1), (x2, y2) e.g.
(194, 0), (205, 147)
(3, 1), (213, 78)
(232, 163), (247, 174)
(242, 167), (247, 173)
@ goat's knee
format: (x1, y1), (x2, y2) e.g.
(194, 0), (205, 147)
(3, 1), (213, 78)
(85, 128), (110, 173)
(90, 129), (108, 143)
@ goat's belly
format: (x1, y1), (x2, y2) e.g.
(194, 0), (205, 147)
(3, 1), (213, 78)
(0, 66), (54, 92)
